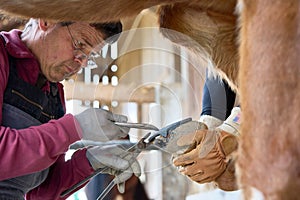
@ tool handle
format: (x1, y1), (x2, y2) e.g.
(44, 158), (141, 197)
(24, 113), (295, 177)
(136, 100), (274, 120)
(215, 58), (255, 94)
(60, 167), (107, 197)
(60, 142), (141, 197)
(96, 179), (116, 200)
(61, 132), (151, 197)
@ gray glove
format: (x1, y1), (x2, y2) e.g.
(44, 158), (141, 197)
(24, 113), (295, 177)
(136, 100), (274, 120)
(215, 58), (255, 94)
(75, 108), (129, 142)
(86, 144), (141, 193)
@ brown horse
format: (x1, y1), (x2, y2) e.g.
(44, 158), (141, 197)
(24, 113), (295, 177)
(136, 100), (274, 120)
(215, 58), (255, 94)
(238, 1), (300, 199)
(1, 0), (299, 199)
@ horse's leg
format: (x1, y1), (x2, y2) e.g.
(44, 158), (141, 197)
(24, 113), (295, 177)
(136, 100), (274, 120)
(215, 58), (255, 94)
(0, 0), (185, 22)
(238, 0), (300, 199)
(158, 0), (240, 91)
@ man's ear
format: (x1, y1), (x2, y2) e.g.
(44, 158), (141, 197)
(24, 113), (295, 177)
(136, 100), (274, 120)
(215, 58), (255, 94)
(38, 19), (55, 31)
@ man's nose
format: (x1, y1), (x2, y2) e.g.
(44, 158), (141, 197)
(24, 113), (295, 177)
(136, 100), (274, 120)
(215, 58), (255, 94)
(74, 56), (88, 68)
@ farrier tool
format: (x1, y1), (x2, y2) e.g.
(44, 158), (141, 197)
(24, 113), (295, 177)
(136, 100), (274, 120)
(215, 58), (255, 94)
(60, 121), (158, 197)
(114, 121), (159, 131)
(61, 118), (193, 198)
(96, 117), (193, 200)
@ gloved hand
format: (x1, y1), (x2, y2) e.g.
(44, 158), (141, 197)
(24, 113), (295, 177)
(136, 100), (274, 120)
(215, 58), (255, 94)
(86, 144), (141, 193)
(211, 107), (241, 191)
(173, 129), (238, 183)
(173, 107), (240, 185)
(75, 108), (129, 142)
(214, 157), (238, 191)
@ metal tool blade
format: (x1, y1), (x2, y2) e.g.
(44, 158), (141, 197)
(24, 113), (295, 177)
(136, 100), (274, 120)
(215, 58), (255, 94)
(144, 118), (193, 143)
(115, 122), (159, 131)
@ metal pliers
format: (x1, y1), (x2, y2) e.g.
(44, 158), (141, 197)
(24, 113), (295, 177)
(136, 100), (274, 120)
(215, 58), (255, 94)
(96, 117), (193, 200)
(61, 118), (192, 198)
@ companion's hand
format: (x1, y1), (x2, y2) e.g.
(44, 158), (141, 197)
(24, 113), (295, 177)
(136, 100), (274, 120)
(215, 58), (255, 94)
(173, 107), (241, 187)
(86, 144), (141, 193)
(173, 129), (238, 184)
(214, 157), (238, 191)
(75, 108), (129, 142)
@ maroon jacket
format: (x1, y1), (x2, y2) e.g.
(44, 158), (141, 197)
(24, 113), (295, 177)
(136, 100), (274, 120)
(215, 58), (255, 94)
(0, 29), (94, 199)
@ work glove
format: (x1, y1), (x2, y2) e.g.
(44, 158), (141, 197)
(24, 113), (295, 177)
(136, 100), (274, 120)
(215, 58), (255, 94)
(199, 114), (223, 129)
(86, 144), (141, 193)
(173, 107), (240, 188)
(214, 156), (238, 191)
(75, 108), (129, 142)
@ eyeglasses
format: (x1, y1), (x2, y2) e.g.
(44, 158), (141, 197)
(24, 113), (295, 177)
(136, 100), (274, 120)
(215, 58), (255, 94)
(66, 25), (88, 62)
(65, 24), (103, 68)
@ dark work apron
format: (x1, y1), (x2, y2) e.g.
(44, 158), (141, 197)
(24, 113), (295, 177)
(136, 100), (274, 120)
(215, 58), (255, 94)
(0, 42), (65, 199)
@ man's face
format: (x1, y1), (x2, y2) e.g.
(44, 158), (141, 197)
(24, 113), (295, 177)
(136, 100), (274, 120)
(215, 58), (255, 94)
(38, 22), (105, 82)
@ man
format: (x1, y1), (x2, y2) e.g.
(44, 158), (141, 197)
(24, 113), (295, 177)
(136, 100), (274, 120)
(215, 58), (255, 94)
(0, 18), (140, 199)
(172, 76), (241, 191)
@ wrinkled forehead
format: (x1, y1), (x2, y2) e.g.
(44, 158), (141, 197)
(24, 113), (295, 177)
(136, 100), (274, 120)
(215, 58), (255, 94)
(67, 22), (106, 49)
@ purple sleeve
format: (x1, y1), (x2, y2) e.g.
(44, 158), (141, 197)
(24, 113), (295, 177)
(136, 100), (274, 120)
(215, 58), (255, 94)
(0, 34), (83, 181)
(26, 149), (94, 200)
(0, 114), (81, 180)
(0, 36), (9, 124)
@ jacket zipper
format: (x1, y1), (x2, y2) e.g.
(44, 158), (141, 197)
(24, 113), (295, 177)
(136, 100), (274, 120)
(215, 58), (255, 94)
(12, 89), (55, 119)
